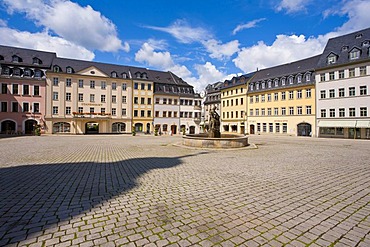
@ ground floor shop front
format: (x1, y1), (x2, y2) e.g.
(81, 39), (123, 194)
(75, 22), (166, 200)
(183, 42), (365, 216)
(221, 120), (247, 135)
(317, 120), (370, 139)
(0, 113), (44, 135)
(45, 117), (132, 134)
(248, 116), (315, 137)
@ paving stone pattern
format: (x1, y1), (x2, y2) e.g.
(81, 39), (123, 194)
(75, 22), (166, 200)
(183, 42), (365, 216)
(0, 135), (369, 247)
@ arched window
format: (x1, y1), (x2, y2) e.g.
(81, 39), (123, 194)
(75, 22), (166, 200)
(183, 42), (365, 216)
(13, 68), (21, 77)
(53, 65), (61, 72)
(52, 122), (71, 133)
(24, 69), (32, 77)
(33, 57), (42, 65)
(112, 122), (126, 133)
(111, 71), (117, 78)
(66, 67), (74, 74)
(34, 70), (42, 78)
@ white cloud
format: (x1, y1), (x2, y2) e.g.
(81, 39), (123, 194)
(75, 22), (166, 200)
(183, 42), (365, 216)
(232, 18), (266, 35)
(334, 0), (370, 34)
(145, 19), (212, 44)
(3, 0), (127, 52)
(276, 0), (309, 13)
(233, 34), (325, 73)
(194, 62), (226, 89)
(201, 39), (240, 60)
(0, 26), (95, 60)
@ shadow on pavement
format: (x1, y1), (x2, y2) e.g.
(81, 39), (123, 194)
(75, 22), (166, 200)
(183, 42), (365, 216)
(0, 153), (205, 245)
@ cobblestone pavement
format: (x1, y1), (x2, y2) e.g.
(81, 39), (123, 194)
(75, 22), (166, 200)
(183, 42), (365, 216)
(0, 135), (369, 247)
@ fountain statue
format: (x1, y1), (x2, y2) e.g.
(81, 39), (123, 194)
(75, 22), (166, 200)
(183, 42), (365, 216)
(208, 107), (221, 138)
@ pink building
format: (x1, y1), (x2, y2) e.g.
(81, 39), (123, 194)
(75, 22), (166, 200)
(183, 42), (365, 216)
(0, 46), (56, 134)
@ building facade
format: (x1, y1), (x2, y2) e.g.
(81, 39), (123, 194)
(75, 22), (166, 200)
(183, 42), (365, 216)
(203, 81), (222, 131)
(0, 45), (56, 134)
(247, 56), (319, 136)
(220, 74), (253, 134)
(316, 28), (370, 139)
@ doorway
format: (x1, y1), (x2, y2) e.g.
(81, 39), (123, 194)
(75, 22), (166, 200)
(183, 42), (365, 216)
(25, 119), (37, 135)
(297, 123), (312, 136)
(171, 125), (177, 135)
(85, 122), (99, 134)
(250, 124), (255, 134)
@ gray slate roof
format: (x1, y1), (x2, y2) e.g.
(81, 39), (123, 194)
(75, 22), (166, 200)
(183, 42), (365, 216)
(317, 27), (370, 69)
(0, 45), (56, 68)
(251, 55), (320, 83)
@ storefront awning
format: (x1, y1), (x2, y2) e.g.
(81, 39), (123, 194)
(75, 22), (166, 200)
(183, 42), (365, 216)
(317, 120), (357, 128)
(356, 120), (370, 128)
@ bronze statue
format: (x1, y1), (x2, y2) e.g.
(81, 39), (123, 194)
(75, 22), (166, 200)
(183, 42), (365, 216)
(209, 107), (221, 138)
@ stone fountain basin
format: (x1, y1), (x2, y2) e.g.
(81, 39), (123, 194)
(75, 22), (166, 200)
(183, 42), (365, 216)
(182, 134), (249, 149)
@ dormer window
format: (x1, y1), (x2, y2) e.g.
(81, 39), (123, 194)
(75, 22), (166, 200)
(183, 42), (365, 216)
(24, 69), (31, 77)
(289, 76), (293, 84)
(2, 67), (10, 75)
(142, 73), (148, 79)
(53, 65), (61, 72)
(122, 72), (127, 79)
(33, 57), (42, 65)
(362, 40), (370, 47)
(12, 55), (22, 63)
(66, 67), (73, 74)
(341, 46), (349, 52)
(135, 72), (141, 78)
(0, 55), (4, 61)
(297, 75), (302, 83)
(256, 83), (259, 90)
(355, 34), (363, 39)
(274, 79), (278, 87)
(111, 71), (117, 78)
(268, 80), (272, 88)
(305, 73), (311, 82)
(13, 68), (21, 77)
(262, 82), (265, 89)
(327, 54), (337, 64)
(250, 84), (253, 91)
(281, 78), (286, 86)
(349, 48), (360, 60)
(34, 70), (42, 78)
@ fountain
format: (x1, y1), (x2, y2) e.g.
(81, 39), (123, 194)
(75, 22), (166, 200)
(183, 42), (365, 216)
(182, 107), (249, 148)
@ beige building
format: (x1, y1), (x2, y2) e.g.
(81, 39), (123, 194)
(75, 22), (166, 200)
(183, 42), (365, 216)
(220, 74), (254, 134)
(45, 58), (133, 134)
(247, 56), (319, 136)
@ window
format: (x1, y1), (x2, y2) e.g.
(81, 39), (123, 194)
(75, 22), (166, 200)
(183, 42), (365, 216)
(24, 69), (31, 77)
(1, 102), (7, 112)
(262, 82), (265, 89)
(53, 78), (59, 86)
(78, 79), (84, 88)
(339, 108), (345, 117)
(305, 73), (311, 82)
(111, 72), (117, 78)
(267, 108), (272, 116)
(297, 106), (302, 115)
(329, 89), (335, 98)
(327, 55), (337, 64)
(66, 92), (71, 101)
(101, 95), (106, 103)
(339, 70), (344, 79)
(320, 90), (326, 99)
(13, 68), (21, 77)
(329, 109), (335, 117)
(257, 123), (261, 132)
(148, 84), (152, 91)
(101, 81), (106, 90)
(360, 86), (367, 95)
(349, 68), (355, 78)
(297, 75), (302, 83)
(53, 92), (58, 101)
(274, 93), (278, 101)
(122, 96), (127, 103)
(53, 106), (58, 115)
(349, 49), (360, 60)
(289, 107), (294, 115)
(250, 97), (253, 104)
(339, 88), (345, 97)
(112, 95), (116, 103)
(275, 123), (280, 133)
(141, 83), (145, 90)
(269, 123), (273, 133)
(255, 95), (259, 103)
(140, 110), (145, 117)
(360, 66), (366, 76)
(12, 84), (18, 95)
(134, 110), (138, 117)
(134, 97), (138, 104)
(289, 77), (293, 84)
(268, 80), (272, 88)
(11, 102), (18, 112)
(267, 94), (271, 102)
(90, 94), (95, 102)
(122, 83), (127, 91)
(281, 107), (286, 115)
(90, 81), (95, 89)
(349, 87), (355, 96)
(274, 108), (278, 115)
(320, 74), (325, 82)
(349, 108), (355, 117)
(78, 93), (83, 101)
(78, 107), (83, 113)
(134, 83), (138, 89)
(90, 108), (94, 114)
(66, 67), (73, 74)
(289, 91), (294, 99)
(255, 109), (259, 116)
(306, 106), (312, 115)
(163, 98), (167, 104)
(297, 90), (302, 99)
(101, 108), (105, 114)
(281, 92), (286, 100)
(66, 78), (72, 87)
(122, 108), (127, 116)
(360, 107), (367, 117)
(306, 89), (311, 98)
(35, 70), (42, 78)
(66, 107), (71, 115)
(141, 97), (145, 104)
(263, 123), (267, 132)
(23, 102), (29, 112)
(112, 108), (116, 116)
(321, 109), (326, 118)
(261, 95), (265, 102)
(282, 123), (287, 133)
(329, 72), (335, 80)
(249, 109), (253, 116)
(147, 110), (152, 117)
(112, 82), (117, 90)
(261, 108), (265, 116)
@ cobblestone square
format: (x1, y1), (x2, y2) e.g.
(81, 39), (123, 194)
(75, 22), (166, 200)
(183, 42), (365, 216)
(0, 135), (369, 246)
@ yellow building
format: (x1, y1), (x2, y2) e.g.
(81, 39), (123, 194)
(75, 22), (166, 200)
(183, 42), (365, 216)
(247, 56), (319, 136)
(131, 69), (154, 134)
(45, 58), (133, 134)
(220, 74), (254, 134)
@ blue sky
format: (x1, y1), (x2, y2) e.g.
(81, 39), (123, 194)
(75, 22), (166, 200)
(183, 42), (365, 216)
(1, 0), (370, 91)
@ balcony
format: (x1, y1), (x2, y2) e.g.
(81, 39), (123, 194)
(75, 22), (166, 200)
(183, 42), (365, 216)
(72, 112), (112, 119)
